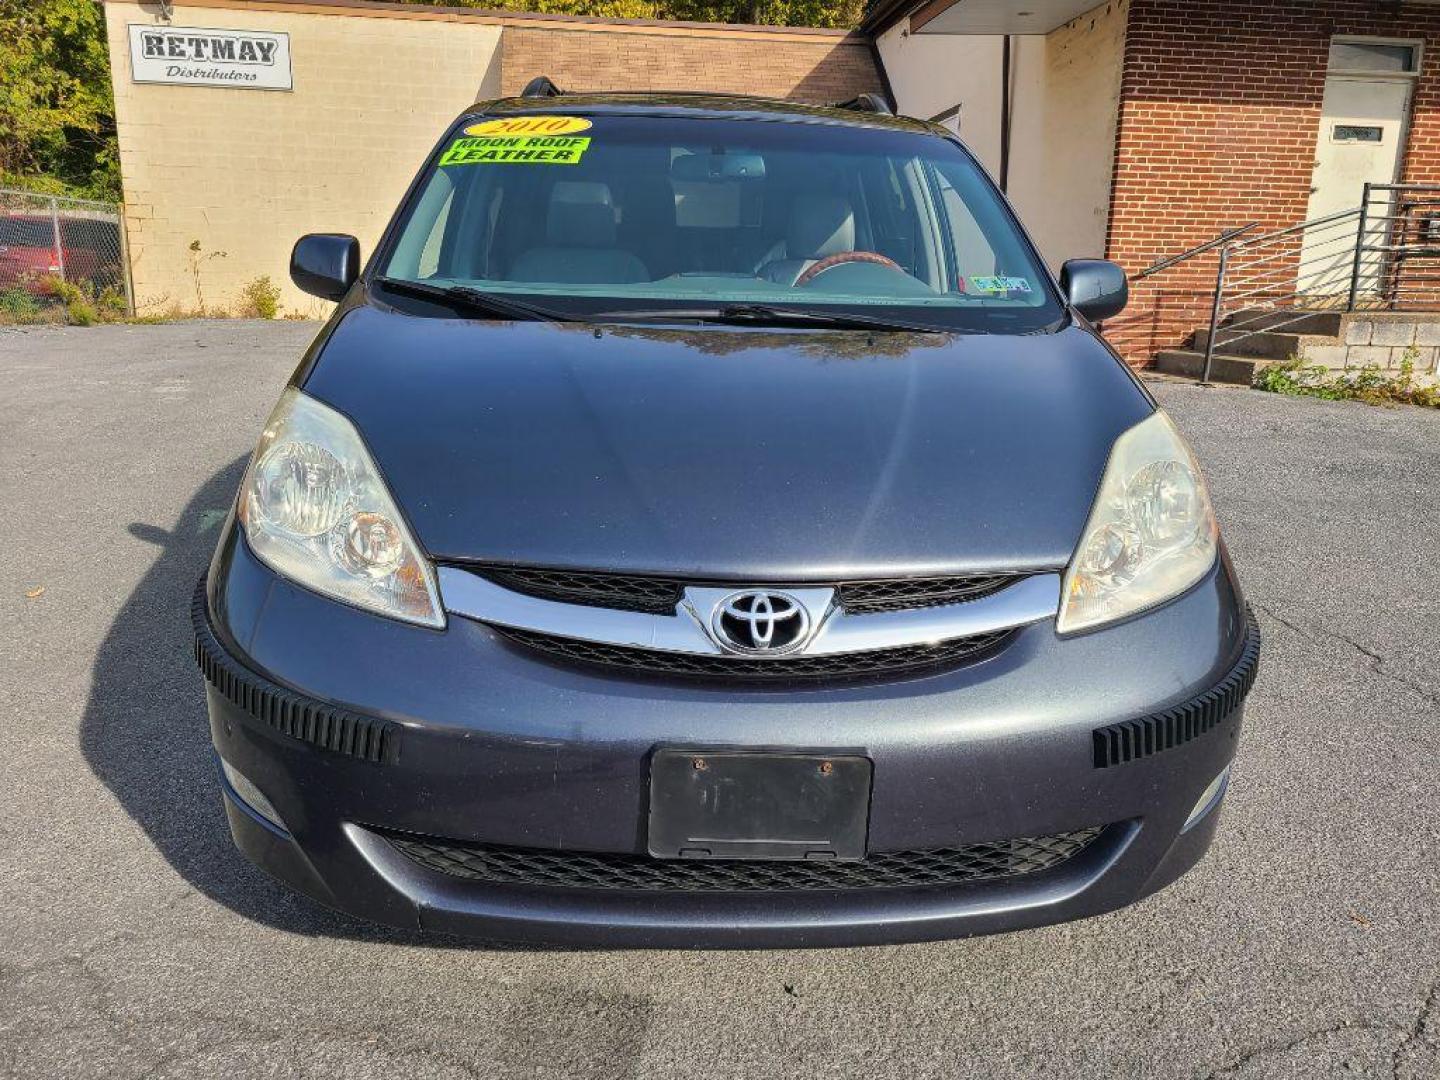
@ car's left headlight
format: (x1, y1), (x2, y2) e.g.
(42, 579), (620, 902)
(237, 388), (444, 628)
(1057, 410), (1218, 635)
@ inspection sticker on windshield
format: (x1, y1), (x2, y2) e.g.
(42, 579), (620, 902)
(439, 116), (594, 166)
(968, 275), (1033, 294)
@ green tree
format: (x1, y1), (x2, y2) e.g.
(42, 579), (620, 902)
(0, 0), (119, 200)
(667, 0), (862, 27)
(383, 0), (862, 29)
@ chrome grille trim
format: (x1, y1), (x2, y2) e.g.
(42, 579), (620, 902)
(437, 568), (1060, 657)
(492, 625), (1018, 682)
(463, 566), (1028, 616)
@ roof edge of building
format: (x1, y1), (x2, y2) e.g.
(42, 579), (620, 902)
(102, 0), (871, 42)
(859, 0), (923, 36)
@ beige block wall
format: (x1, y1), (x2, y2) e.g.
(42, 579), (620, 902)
(875, 0), (1127, 270)
(105, 0), (503, 315)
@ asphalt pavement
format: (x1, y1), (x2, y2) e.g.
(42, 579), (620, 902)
(2, 321), (1437, 1079)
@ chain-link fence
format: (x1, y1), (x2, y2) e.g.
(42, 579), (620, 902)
(0, 189), (132, 319)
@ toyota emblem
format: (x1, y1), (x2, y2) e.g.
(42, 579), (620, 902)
(712, 590), (811, 655)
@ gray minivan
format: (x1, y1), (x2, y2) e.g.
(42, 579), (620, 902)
(193, 87), (1258, 948)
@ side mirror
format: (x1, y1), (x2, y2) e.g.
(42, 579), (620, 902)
(1060, 259), (1128, 322)
(290, 233), (360, 301)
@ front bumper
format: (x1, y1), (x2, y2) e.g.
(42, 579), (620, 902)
(196, 531), (1258, 948)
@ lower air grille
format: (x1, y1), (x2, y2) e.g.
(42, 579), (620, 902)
(837, 574), (1025, 613)
(495, 626), (1015, 681)
(473, 566), (1028, 617)
(1092, 606), (1261, 768)
(386, 827), (1105, 893)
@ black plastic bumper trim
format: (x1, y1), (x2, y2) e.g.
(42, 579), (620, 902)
(1092, 605), (1260, 769)
(191, 577), (400, 764)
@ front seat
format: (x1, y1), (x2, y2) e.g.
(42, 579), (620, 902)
(758, 195), (855, 286)
(509, 182), (649, 285)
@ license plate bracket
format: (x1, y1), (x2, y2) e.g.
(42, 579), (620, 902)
(647, 750), (872, 861)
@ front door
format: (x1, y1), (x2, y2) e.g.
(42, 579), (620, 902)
(1299, 38), (1421, 298)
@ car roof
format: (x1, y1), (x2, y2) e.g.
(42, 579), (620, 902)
(459, 91), (942, 136)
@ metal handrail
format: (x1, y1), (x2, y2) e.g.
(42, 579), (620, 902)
(1100, 223), (1264, 363)
(1222, 208), (1361, 255)
(1362, 182), (1440, 193)
(1112, 186), (1440, 379)
(1196, 183), (1440, 382)
(1132, 223), (1259, 281)
(1199, 223), (1358, 381)
(1219, 244), (1374, 296)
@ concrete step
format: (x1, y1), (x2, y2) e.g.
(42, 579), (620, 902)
(1154, 350), (1268, 384)
(1192, 328), (1307, 360)
(1222, 309), (1344, 336)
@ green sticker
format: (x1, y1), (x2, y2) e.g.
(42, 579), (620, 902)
(968, 275), (1033, 295)
(439, 134), (592, 167)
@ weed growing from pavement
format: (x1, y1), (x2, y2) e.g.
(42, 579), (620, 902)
(0, 257), (317, 326)
(187, 238), (226, 311)
(0, 285), (42, 321)
(237, 275), (282, 319)
(0, 274), (125, 326)
(1254, 353), (1440, 409)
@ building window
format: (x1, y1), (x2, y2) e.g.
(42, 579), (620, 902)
(1328, 39), (1422, 77)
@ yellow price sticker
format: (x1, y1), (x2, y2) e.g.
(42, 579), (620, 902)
(439, 134), (592, 166)
(463, 116), (593, 137)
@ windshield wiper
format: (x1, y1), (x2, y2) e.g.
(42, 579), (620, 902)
(716, 304), (952, 334)
(373, 277), (570, 323)
(589, 303), (952, 334)
(376, 281), (957, 333)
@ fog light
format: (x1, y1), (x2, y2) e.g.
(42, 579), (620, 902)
(219, 758), (287, 832)
(1182, 765), (1230, 832)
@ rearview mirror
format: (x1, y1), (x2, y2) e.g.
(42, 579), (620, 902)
(290, 233), (360, 301)
(670, 152), (767, 182)
(1060, 259), (1128, 323)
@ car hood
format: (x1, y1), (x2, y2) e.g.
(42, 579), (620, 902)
(301, 304), (1153, 578)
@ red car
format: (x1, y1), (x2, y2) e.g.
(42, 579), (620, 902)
(0, 213), (120, 294)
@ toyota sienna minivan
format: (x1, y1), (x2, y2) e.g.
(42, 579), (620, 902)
(193, 86), (1259, 948)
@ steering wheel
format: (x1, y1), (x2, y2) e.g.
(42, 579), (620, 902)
(795, 251), (903, 287)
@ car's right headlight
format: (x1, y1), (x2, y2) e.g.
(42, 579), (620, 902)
(1057, 411), (1218, 635)
(237, 388), (444, 628)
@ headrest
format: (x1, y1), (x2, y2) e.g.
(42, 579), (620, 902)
(547, 181), (617, 247)
(786, 195), (855, 260)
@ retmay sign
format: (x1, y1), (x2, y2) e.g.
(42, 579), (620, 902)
(127, 25), (293, 90)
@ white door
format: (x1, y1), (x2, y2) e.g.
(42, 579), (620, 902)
(1299, 41), (1419, 298)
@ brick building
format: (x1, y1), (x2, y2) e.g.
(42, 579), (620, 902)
(101, 0), (880, 313)
(866, 0), (1440, 371)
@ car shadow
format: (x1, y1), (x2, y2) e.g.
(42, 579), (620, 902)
(79, 459), (552, 950)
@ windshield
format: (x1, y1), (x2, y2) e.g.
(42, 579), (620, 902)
(379, 112), (1063, 333)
